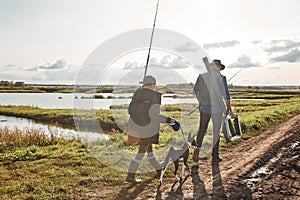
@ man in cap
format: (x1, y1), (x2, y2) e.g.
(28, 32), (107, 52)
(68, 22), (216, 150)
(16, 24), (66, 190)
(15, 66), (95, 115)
(126, 75), (175, 183)
(192, 59), (235, 163)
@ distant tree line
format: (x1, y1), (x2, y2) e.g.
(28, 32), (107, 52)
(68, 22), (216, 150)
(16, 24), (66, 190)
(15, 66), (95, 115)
(0, 80), (27, 87)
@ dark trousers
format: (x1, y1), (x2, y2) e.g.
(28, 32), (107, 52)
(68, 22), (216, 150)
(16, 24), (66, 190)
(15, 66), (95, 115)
(196, 111), (223, 156)
(135, 143), (153, 160)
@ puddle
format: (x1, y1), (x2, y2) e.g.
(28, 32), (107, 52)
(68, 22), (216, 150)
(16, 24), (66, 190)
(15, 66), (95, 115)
(243, 166), (272, 184)
(291, 141), (299, 148)
(270, 153), (281, 163)
(244, 178), (260, 183)
(252, 167), (270, 177)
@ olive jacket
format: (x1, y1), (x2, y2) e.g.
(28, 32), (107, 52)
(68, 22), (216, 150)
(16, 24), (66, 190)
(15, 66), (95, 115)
(127, 88), (169, 144)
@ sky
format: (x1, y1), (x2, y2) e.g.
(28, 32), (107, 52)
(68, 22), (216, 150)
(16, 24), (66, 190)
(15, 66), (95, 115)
(0, 0), (300, 86)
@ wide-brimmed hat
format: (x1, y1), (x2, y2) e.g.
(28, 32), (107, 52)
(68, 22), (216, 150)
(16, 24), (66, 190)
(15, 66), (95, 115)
(139, 75), (156, 85)
(211, 59), (225, 70)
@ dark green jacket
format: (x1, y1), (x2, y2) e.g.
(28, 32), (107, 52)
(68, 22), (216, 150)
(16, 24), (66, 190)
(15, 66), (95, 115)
(127, 88), (169, 144)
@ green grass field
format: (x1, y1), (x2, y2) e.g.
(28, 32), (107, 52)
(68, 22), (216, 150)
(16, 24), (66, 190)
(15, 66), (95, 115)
(0, 90), (300, 199)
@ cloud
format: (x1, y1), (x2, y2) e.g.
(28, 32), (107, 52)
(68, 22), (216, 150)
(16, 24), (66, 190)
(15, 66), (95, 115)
(174, 41), (200, 52)
(263, 39), (300, 53)
(160, 55), (172, 66)
(38, 59), (68, 70)
(124, 61), (143, 70)
(169, 56), (190, 68)
(3, 64), (23, 70)
(26, 67), (38, 71)
(251, 40), (262, 44)
(0, 59), (80, 84)
(270, 48), (300, 63)
(123, 55), (190, 70)
(228, 55), (261, 68)
(203, 40), (239, 50)
(26, 59), (69, 71)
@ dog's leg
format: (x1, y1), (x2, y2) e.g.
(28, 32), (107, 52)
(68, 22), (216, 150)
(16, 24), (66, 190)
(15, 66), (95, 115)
(159, 160), (170, 184)
(180, 162), (185, 180)
(163, 148), (173, 169)
(183, 155), (190, 174)
(174, 160), (179, 180)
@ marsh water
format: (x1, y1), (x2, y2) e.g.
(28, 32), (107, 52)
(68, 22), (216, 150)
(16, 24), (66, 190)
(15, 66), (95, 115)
(0, 93), (197, 110)
(0, 115), (109, 140)
(0, 93), (197, 139)
(0, 93), (263, 139)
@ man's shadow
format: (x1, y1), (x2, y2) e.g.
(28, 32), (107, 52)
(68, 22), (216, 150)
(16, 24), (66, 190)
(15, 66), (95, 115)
(191, 165), (209, 199)
(114, 177), (153, 200)
(211, 160), (227, 199)
(212, 160), (253, 199)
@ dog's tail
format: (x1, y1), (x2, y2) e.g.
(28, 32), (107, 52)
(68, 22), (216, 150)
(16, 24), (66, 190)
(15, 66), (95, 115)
(163, 146), (174, 169)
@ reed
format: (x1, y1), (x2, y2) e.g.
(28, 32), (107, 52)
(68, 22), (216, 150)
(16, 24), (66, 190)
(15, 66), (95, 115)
(0, 127), (75, 152)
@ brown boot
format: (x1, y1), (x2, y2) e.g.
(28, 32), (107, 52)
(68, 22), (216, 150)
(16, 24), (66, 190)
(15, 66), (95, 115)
(193, 148), (200, 163)
(212, 139), (222, 163)
(212, 155), (222, 163)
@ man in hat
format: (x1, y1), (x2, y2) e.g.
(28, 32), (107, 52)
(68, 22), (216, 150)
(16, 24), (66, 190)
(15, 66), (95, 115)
(192, 59), (235, 163)
(126, 75), (175, 183)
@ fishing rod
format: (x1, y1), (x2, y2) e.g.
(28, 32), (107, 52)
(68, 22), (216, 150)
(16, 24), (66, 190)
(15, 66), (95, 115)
(144, 0), (160, 78)
(227, 67), (244, 83)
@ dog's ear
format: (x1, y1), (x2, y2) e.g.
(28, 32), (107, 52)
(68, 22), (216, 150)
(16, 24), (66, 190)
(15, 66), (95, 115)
(191, 139), (197, 146)
(190, 134), (197, 146)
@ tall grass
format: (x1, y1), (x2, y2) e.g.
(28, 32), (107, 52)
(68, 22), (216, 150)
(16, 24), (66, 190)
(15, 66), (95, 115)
(0, 127), (72, 152)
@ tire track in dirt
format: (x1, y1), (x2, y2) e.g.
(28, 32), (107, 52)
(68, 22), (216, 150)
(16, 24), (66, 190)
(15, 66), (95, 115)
(226, 120), (300, 199)
(220, 114), (300, 183)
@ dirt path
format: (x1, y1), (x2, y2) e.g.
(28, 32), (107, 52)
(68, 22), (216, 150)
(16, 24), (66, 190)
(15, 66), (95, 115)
(86, 114), (300, 200)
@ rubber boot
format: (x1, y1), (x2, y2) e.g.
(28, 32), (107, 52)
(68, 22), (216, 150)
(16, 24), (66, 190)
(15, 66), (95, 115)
(147, 152), (162, 177)
(126, 158), (142, 183)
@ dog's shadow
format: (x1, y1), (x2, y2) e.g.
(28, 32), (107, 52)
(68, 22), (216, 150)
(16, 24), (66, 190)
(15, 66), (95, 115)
(114, 177), (153, 200)
(159, 174), (190, 200)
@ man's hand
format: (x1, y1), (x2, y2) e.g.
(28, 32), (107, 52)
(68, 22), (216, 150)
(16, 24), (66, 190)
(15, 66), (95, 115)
(228, 110), (236, 118)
